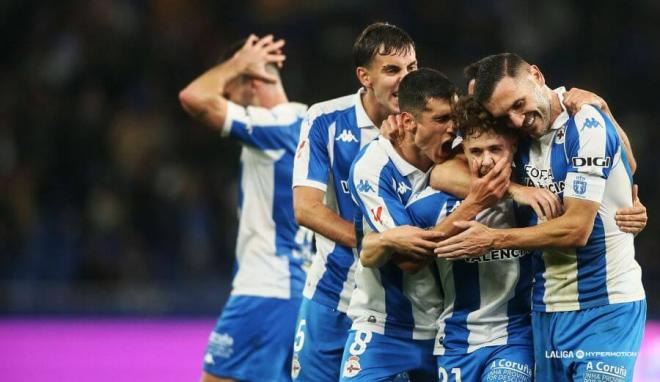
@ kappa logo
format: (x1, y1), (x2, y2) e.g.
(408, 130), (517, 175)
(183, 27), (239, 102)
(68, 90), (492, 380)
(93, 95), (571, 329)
(583, 118), (601, 129)
(573, 175), (587, 195)
(356, 179), (374, 193)
(343, 355), (362, 378)
(397, 182), (411, 195)
(371, 206), (383, 224)
(336, 129), (358, 143)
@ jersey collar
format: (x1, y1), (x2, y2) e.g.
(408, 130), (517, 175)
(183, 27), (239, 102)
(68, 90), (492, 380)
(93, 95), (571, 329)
(354, 88), (377, 129)
(550, 86), (569, 131)
(377, 135), (426, 177)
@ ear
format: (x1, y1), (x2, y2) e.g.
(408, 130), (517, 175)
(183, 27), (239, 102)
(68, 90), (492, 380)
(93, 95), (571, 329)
(401, 112), (416, 133)
(467, 79), (476, 95)
(356, 66), (372, 89)
(529, 64), (545, 87)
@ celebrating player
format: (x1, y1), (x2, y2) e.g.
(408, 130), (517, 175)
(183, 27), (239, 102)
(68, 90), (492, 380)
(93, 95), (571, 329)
(436, 53), (647, 382)
(179, 35), (313, 382)
(291, 22), (419, 381)
(342, 69), (514, 381)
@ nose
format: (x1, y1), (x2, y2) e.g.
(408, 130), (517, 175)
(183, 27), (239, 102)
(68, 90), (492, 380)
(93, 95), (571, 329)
(507, 111), (525, 129)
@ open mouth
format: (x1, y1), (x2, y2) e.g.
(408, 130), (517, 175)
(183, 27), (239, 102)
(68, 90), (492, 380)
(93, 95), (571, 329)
(522, 112), (538, 130)
(438, 134), (456, 159)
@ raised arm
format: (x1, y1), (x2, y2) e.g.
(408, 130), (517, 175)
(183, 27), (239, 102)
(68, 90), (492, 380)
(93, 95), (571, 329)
(178, 35), (285, 129)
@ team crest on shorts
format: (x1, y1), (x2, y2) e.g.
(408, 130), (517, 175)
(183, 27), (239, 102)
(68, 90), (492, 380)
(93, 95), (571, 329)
(291, 354), (301, 379)
(343, 355), (361, 378)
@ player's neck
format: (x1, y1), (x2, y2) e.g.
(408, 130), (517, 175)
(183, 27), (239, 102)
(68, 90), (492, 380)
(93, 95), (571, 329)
(259, 86), (289, 109)
(361, 89), (389, 128)
(395, 134), (434, 172)
(548, 88), (563, 125)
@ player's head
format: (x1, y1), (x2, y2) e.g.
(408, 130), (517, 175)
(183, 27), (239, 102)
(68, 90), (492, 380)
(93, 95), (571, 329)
(353, 22), (417, 114)
(468, 53), (553, 138)
(398, 68), (458, 164)
(454, 96), (520, 177)
(221, 38), (283, 108)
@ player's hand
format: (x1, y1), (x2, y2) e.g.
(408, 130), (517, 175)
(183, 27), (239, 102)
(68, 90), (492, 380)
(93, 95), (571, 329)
(381, 226), (447, 260)
(434, 221), (493, 260)
(615, 184), (647, 235)
(509, 183), (562, 220)
(380, 114), (404, 143)
(464, 156), (511, 210)
(232, 34), (286, 83)
(563, 88), (609, 115)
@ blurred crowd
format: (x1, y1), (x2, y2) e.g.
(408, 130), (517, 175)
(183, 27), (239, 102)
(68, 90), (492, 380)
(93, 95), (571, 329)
(1, 0), (658, 316)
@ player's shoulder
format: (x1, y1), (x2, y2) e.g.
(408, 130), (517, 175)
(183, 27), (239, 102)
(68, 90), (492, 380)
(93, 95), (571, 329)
(571, 104), (610, 132)
(243, 102), (308, 126)
(352, 138), (389, 175)
(306, 93), (356, 125)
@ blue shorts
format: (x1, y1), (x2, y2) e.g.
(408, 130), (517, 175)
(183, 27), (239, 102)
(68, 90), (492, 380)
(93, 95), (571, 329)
(532, 300), (646, 382)
(203, 295), (301, 382)
(292, 297), (352, 381)
(436, 344), (534, 382)
(339, 329), (436, 382)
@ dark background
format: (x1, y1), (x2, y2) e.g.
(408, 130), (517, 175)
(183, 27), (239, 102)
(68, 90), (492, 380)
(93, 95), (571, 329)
(0, 0), (658, 317)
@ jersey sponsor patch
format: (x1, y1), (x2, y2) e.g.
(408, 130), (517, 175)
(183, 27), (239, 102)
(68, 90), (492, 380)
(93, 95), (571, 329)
(207, 332), (234, 358)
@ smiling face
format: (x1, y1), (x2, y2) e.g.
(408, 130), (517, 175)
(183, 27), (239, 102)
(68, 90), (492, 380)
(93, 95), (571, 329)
(360, 46), (417, 114)
(410, 97), (456, 164)
(484, 66), (553, 138)
(463, 130), (517, 177)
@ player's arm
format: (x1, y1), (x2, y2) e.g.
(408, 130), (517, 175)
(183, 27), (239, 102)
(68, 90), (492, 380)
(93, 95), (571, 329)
(293, 107), (357, 248)
(563, 87), (637, 174)
(430, 154), (562, 220)
(294, 186), (356, 248)
(435, 197), (598, 260)
(178, 35), (284, 129)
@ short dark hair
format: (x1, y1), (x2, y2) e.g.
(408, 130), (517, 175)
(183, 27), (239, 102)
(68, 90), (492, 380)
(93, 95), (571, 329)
(468, 53), (527, 104)
(398, 68), (457, 116)
(353, 22), (415, 68)
(453, 95), (520, 142)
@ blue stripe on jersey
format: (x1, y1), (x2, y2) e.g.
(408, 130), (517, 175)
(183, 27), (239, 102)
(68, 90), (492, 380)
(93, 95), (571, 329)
(229, 121), (295, 150)
(381, 263), (415, 338)
(507, 202), (534, 337)
(331, 108), (363, 221)
(312, 107), (369, 309)
(273, 141), (307, 293)
(443, 261), (481, 352)
(305, 108), (347, 185)
(576, 213), (609, 309)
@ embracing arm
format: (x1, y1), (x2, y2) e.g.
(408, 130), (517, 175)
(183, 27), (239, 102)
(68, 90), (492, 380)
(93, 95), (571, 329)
(435, 197), (599, 260)
(293, 186), (356, 248)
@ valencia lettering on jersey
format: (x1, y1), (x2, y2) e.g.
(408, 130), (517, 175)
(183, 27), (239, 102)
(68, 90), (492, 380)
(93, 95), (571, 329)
(464, 249), (530, 263)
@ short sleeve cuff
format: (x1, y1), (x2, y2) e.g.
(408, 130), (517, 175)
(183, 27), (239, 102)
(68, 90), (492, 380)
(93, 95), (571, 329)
(222, 101), (244, 137)
(292, 179), (328, 192)
(564, 172), (606, 203)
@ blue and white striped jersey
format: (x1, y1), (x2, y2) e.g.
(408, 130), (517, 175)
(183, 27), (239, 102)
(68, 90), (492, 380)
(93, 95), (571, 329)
(293, 89), (380, 312)
(514, 87), (645, 312)
(223, 101), (314, 300)
(347, 136), (443, 340)
(407, 190), (533, 354)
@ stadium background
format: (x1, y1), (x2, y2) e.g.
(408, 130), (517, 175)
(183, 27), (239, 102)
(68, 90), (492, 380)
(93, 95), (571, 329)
(0, 0), (658, 380)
